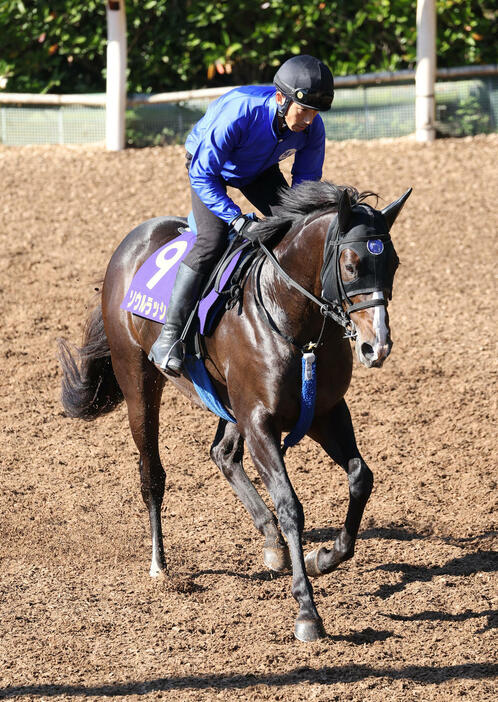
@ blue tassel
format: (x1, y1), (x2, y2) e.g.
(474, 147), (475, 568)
(282, 352), (317, 451)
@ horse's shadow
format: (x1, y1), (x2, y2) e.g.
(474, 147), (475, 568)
(296, 527), (497, 634)
(1, 662), (497, 699)
(188, 567), (287, 582)
(304, 524), (434, 544)
(381, 608), (497, 633)
(187, 529), (497, 591)
(371, 550), (498, 600)
(304, 525), (497, 546)
(304, 526), (497, 610)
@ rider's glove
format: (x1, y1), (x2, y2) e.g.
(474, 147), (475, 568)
(230, 213), (259, 237)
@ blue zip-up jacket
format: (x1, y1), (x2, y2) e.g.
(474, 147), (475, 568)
(185, 85), (325, 223)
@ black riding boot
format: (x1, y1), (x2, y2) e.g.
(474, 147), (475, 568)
(148, 262), (204, 376)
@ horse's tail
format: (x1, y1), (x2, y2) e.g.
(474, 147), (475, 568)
(58, 303), (124, 421)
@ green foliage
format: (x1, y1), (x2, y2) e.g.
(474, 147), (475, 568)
(448, 95), (491, 135)
(0, 1), (496, 94)
(437, 92), (492, 136)
(0, 1), (107, 93)
(125, 102), (204, 146)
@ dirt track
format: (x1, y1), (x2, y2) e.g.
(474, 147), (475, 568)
(0, 135), (497, 701)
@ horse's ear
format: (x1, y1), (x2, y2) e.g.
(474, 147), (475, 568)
(381, 188), (412, 230)
(337, 188), (352, 233)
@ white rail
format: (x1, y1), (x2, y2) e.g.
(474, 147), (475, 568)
(0, 65), (496, 108)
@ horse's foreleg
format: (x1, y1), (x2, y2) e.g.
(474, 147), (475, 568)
(306, 399), (373, 577)
(244, 421), (325, 642)
(210, 419), (290, 572)
(112, 348), (167, 577)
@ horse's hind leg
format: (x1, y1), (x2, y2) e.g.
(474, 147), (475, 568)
(306, 398), (373, 577)
(112, 347), (167, 577)
(210, 419), (290, 572)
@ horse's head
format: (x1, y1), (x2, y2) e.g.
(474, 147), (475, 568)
(321, 187), (411, 368)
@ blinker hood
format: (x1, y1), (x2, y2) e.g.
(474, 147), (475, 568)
(320, 200), (397, 309)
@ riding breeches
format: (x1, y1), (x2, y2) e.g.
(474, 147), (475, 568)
(183, 155), (289, 275)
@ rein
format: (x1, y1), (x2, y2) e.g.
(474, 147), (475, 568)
(258, 240), (357, 341)
(253, 253), (328, 353)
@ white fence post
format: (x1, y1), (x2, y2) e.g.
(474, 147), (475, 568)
(416, 0), (437, 142)
(1, 107), (7, 144)
(105, 1), (127, 151)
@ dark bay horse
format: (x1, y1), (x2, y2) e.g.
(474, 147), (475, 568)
(59, 181), (411, 642)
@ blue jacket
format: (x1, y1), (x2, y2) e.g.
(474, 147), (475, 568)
(185, 85), (325, 223)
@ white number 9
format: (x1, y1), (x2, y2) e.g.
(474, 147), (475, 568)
(146, 241), (188, 290)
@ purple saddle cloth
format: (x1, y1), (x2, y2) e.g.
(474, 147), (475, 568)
(120, 228), (242, 335)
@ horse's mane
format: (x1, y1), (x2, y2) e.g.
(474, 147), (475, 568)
(252, 181), (378, 243)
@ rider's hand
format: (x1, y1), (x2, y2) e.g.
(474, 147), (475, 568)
(230, 213), (259, 237)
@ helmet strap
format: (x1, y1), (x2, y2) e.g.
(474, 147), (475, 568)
(276, 93), (292, 119)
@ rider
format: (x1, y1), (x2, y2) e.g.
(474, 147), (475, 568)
(148, 54), (335, 375)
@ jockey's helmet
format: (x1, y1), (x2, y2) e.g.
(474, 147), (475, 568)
(273, 55), (335, 115)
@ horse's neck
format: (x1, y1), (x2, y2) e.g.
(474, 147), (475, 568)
(272, 215), (328, 297)
(256, 215), (328, 340)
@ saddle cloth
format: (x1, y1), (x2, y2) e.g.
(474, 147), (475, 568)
(120, 226), (245, 335)
(120, 223), (253, 423)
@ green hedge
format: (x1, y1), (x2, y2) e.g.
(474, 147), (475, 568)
(1, 1), (496, 94)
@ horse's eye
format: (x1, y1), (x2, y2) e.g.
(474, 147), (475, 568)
(345, 264), (355, 274)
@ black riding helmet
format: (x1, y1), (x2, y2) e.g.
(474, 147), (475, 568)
(273, 55), (335, 116)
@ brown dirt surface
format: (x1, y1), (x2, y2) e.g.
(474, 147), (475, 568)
(0, 135), (497, 702)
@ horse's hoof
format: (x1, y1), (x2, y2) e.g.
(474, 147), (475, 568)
(304, 547), (326, 577)
(149, 562), (167, 578)
(294, 616), (326, 642)
(263, 545), (291, 572)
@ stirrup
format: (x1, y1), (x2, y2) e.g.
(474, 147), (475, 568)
(157, 339), (185, 375)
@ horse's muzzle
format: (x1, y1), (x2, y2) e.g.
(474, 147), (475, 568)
(357, 339), (392, 368)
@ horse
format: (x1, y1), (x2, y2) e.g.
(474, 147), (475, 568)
(58, 180), (411, 642)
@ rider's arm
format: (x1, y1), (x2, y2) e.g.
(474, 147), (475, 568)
(188, 114), (244, 224)
(291, 116), (325, 186)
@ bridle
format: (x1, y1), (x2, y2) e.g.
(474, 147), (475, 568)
(320, 204), (397, 318)
(250, 186), (412, 350)
(257, 239), (357, 341)
(257, 206), (396, 344)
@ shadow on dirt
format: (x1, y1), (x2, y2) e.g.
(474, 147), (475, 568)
(328, 627), (395, 644)
(381, 609), (496, 633)
(189, 567), (287, 582)
(304, 526), (497, 546)
(1, 662), (497, 698)
(304, 526), (424, 543)
(371, 550), (498, 599)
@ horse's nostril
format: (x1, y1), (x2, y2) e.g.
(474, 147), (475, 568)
(361, 343), (375, 360)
